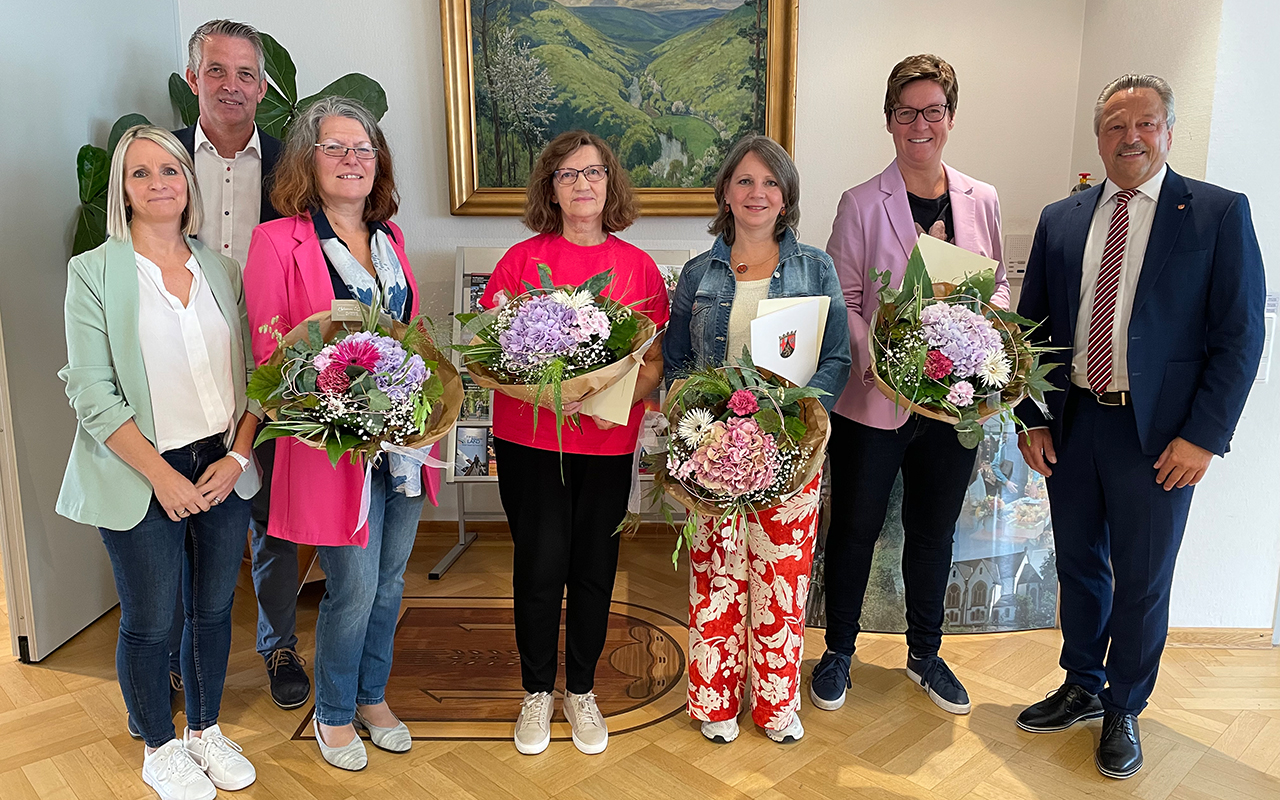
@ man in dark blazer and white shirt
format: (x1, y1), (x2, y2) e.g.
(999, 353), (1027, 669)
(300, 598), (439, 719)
(168, 20), (308, 715)
(1014, 74), (1265, 780)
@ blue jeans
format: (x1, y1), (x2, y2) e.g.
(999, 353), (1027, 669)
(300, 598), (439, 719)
(313, 459), (424, 726)
(249, 523), (299, 655)
(99, 434), (250, 748)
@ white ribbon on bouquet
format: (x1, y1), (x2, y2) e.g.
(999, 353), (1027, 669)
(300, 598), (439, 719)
(350, 443), (453, 540)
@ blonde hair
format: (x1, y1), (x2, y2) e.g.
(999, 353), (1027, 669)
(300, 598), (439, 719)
(106, 125), (203, 241)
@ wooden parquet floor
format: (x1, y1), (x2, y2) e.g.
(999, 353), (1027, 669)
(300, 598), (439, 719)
(2, 533), (1279, 799)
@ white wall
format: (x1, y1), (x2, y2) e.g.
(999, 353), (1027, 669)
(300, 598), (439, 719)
(1069, 0), (1223, 182)
(0, 0), (183, 657)
(1169, 0), (1280, 629)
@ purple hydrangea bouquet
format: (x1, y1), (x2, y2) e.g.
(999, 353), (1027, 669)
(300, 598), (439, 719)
(869, 243), (1056, 448)
(455, 264), (657, 450)
(635, 356), (828, 567)
(248, 301), (462, 466)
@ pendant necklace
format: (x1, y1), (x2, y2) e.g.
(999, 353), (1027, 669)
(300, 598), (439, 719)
(732, 248), (780, 275)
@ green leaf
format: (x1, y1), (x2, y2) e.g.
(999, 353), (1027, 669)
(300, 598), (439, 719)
(255, 84), (294, 140)
(72, 193), (107, 256)
(579, 269), (614, 298)
(537, 263), (555, 292)
(367, 388), (391, 411)
(898, 243), (934, 303)
(307, 320), (323, 350)
(783, 414), (807, 442)
(603, 315), (639, 357)
(956, 269), (996, 304)
(259, 32), (298, 105)
(991, 308), (1039, 328)
(954, 420), (983, 449)
(299, 73), (388, 120)
(253, 425), (295, 447)
(107, 114), (150, 156)
(168, 73), (199, 127)
(325, 433), (347, 467)
(76, 145), (109, 205)
(246, 364), (283, 404)
(754, 408), (782, 434)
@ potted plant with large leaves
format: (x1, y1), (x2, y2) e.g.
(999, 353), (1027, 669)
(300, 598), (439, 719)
(72, 32), (387, 256)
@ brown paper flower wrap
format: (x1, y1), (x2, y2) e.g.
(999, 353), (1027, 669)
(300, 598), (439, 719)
(251, 309), (463, 464)
(463, 313), (657, 411)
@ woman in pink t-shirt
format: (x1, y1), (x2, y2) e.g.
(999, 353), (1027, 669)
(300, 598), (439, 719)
(479, 131), (669, 757)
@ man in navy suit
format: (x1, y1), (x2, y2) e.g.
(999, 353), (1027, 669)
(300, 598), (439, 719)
(1014, 74), (1265, 780)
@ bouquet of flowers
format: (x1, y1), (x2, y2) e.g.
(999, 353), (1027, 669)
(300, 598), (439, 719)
(248, 300), (462, 466)
(629, 355), (828, 566)
(455, 264), (658, 451)
(869, 245), (1057, 448)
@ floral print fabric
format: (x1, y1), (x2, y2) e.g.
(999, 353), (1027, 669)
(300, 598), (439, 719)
(686, 472), (821, 729)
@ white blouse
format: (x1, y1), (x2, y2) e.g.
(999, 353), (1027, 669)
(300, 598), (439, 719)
(135, 252), (236, 453)
(725, 277), (773, 360)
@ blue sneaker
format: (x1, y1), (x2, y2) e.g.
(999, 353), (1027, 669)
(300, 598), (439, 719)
(906, 653), (971, 714)
(809, 651), (852, 711)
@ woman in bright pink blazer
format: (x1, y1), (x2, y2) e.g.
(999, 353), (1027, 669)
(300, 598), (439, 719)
(245, 97), (437, 772)
(811, 55), (1009, 719)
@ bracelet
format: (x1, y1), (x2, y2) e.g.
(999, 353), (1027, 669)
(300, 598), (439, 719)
(228, 451), (251, 473)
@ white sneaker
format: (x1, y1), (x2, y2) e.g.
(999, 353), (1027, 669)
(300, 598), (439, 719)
(184, 724), (256, 791)
(765, 714), (804, 743)
(514, 692), (553, 755)
(700, 718), (739, 743)
(142, 739), (216, 800)
(563, 691), (608, 755)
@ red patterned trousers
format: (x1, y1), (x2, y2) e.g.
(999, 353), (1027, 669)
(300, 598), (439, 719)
(686, 473), (821, 729)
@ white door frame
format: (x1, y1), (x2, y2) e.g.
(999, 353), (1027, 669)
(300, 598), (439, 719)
(0, 310), (35, 661)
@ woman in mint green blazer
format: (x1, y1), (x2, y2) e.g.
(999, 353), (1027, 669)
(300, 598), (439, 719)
(57, 125), (260, 799)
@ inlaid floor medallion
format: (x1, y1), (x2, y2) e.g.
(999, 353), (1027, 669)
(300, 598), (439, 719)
(293, 597), (689, 741)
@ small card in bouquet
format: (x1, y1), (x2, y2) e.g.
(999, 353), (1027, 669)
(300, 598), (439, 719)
(750, 297), (821, 387)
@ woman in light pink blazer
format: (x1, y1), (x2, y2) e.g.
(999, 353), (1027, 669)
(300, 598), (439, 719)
(811, 55), (1009, 718)
(245, 97), (438, 772)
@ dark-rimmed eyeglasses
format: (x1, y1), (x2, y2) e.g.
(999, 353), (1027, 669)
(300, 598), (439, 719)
(891, 104), (950, 125)
(553, 165), (608, 185)
(314, 143), (378, 160)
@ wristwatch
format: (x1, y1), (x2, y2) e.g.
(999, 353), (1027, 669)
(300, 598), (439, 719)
(228, 451), (251, 473)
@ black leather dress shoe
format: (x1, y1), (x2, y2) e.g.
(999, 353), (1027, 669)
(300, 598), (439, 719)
(1016, 683), (1104, 732)
(1096, 711), (1143, 779)
(266, 648), (312, 709)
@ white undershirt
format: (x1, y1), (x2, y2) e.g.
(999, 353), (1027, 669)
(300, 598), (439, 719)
(1071, 165), (1166, 391)
(135, 252), (236, 453)
(193, 121), (262, 270)
(726, 278), (773, 361)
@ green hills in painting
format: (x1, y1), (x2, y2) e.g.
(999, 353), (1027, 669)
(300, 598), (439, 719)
(472, 0), (767, 189)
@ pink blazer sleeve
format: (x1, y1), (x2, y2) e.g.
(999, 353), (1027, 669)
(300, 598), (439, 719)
(987, 191), (1010, 310)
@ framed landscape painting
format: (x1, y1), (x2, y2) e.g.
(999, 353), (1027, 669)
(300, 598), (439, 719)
(441, 0), (798, 215)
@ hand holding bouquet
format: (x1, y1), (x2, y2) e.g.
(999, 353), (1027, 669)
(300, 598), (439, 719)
(636, 355), (828, 567)
(248, 300), (462, 466)
(869, 244), (1058, 448)
(456, 264), (658, 451)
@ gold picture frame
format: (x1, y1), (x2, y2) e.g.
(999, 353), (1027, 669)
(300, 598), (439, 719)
(439, 0), (798, 216)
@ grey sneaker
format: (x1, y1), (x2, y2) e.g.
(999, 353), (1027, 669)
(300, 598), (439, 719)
(563, 691), (608, 754)
(764, 713), (804, 743)
(514, 692), (553, 755)
(700, 718), (739, 743)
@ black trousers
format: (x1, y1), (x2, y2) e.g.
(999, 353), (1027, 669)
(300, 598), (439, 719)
(823, 412), (976, 656)
(494, 438), (633, 694)
(1048, 388), (1193, 716)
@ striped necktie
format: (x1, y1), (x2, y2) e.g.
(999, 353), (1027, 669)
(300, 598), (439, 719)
(1085, 189), (1138, 393)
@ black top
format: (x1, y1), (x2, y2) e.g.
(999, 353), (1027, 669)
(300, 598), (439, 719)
(907, 191), (954, 243)
(310, 207), (412, 320)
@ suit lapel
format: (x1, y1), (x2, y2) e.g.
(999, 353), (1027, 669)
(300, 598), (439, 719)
(1132, 169), (1190, 316)
(291, 215), (338, 316)
(881, 161), (918, 262)
(1063, 185), (1101, 334)
(103, 238), (155, 440)
(944, 164), (978, 254)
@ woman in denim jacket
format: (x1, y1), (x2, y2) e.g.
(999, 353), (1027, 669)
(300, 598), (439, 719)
(663, 135), (850, 745)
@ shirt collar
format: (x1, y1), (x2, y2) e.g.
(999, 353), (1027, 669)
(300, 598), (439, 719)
(1101, 163), (1167, 205)
(195, 119), (261, 158)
